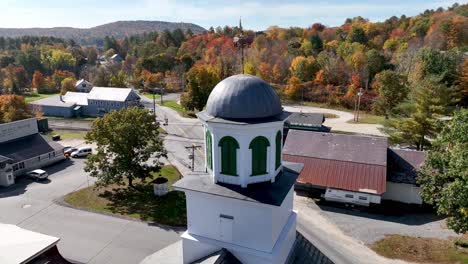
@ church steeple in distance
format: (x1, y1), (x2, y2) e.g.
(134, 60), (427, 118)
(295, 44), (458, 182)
(239, 17), (243, 32)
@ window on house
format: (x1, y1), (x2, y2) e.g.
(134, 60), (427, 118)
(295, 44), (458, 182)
(206, 130), (213, 170)
(13, 164), (18, 171)
(218, 136), (239, 176)
(359, 196), (368, 200)
(345, 194), (354, 198)
(249, 136), (270, 176)
(275, 131), (282, 169)
(19, 162), (24, 169)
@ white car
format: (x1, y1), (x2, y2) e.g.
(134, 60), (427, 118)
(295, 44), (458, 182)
(27, 169), (48, 181)
(71, 147), (92, 158)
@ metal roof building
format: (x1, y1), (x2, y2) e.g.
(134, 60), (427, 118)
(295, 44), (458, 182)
(283, 130), (388, 195)
(29, 87), (141, 118)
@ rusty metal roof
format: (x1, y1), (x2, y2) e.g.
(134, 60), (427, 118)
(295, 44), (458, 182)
(283, 130), (388, 194)
(284, 155), (386, 194)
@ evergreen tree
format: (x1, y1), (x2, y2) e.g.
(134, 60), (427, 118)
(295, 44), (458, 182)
(418, 109), (468, 233)
(386, 76), (459, 150)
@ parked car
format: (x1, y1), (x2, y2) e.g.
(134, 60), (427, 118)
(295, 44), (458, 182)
(63, 147), (78, 157)
(27, 169), (48, 181)
(70, 147), (92, 158)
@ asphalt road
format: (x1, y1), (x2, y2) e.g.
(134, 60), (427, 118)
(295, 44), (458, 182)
(0, 159), (181, 264)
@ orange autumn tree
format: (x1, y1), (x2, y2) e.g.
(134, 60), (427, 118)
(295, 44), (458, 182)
(32, 71), (45, 90)
(0, 95), (32, 124)
(284, 76), (303, 100)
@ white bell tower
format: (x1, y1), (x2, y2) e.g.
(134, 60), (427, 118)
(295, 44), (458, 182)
(174, 74), (302, 264)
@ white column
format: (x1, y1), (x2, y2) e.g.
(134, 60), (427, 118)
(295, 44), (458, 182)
(211, 129), (219, 183)
(203, 126), (208, 172)
(239, 135), (249, 188)
(269, 129), (276, 182)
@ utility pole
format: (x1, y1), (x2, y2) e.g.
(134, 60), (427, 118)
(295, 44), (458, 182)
(152, 88), (156, 115)
(354, 88), (363, 122)
(185, 144), (202, 172)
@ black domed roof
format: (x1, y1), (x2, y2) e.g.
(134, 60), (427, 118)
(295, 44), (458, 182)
(205, 74), (282, 119)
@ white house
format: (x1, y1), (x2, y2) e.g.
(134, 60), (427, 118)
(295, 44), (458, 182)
(0, 118), (65, 186)
(75, 79), (93, 93)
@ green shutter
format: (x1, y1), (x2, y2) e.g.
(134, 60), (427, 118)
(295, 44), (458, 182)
(249, 136), (270, 176)
(206, 131), (212, 170)
(275, 131), (282, 169)
(218, 136), (239, 176)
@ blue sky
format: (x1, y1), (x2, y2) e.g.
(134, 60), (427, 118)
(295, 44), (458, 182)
(0, 0), (464, 30)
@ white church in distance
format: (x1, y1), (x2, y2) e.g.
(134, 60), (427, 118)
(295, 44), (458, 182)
(143, 74), (331, 264)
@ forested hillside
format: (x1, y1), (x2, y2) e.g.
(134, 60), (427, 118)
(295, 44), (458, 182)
(0, 21), (206, 45)
(0, 3), (467, 149)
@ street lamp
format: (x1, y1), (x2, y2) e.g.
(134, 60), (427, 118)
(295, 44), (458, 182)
(354, 88), (364, 122)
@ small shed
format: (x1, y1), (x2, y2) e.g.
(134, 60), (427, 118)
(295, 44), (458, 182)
(284, 113), (329, 133)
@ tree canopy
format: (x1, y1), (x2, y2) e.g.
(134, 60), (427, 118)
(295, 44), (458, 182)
(84, 107), (167, 190)
(418, 109), (468, 234)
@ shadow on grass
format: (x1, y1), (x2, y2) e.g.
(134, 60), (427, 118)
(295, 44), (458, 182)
(100, 184), (187, 227)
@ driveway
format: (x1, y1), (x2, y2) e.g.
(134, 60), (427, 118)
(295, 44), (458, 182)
(0, 158), (181, 264)
(295, 195), (409, 264)
(283, 105), (384, 136)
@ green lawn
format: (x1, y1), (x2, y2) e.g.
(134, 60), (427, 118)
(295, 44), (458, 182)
(141, 93), (161, 101)
(64, 165), (186, 226)
(347, 113), (385, 125)
(24, 93), (59, 103)
(161, 100), (197, 118)
(45, 130), (87, 140)
(372, 235), (468, 264)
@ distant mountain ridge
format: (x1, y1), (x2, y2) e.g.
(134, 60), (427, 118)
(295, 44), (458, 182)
(0, 20), (207, 45)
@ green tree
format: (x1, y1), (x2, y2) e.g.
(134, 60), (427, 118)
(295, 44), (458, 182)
(310, 34), (323, 54)
(346, 26), (368, 44)
(180, 65), (220, 111)
(386, 76), (459, 150)
(412, 48), (461, 86)
(110, 72), (127, 87)
(84, 107), (167, 190)
(60, 77), (76, 94)
(418, 109), (468, 234)
(289, 56), (318, 82)
(373, 70), (408, 118)
(43, 49), (76, 72)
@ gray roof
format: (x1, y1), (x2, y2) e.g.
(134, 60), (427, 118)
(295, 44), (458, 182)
(0, 155), (12, 163)
(205, 74), (283, 120)
(286, 113), (325, 127)
(287, 232), (335, 264)
(194, 249), (241, 264)
(29, 95), (76, 108)
(284, 130), (388, 166)
(174, 162), (303, 206)
(88, 87), (138, 102)
(0, 134), (63, 162)
(387, 148), (426, 184)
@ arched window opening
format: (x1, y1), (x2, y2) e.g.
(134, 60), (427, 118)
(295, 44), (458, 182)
(218, 136), (239, 176)
(249, 136), (270, 176)
(206, 130), (213, 170)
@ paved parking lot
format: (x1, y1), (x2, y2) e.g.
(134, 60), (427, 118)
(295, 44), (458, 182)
(0, 158), (181, 264)
(298, 196), (457, 244)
